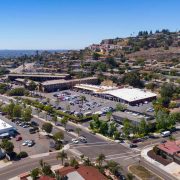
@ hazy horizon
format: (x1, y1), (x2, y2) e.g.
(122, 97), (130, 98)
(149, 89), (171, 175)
(0, 0), (179, 49)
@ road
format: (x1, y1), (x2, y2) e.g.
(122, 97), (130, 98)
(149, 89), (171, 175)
(0, 94), (178, 180)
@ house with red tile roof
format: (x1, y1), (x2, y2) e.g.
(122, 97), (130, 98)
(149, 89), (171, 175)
(157, 140), (180, 164)
(55, 165), (107, 180)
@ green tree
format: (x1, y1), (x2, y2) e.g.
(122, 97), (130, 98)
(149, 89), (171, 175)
(28, 81), (37, 91)
(53, 131), (64, 142)
(4, 100), (15, 118)
(93, 52), (101, 60)
(123, 119), (131, 137)
(30, 168), (39, 180)
(96, 153), (105, 168)
(61, 117), (68, 129)
(39, 159), (54, 177)
(138, 119), (148, 135)
(22, 107), (32, 122)
(13, 104), (22, 118)
(69, 157), (79, 169)
(99, 121), (108, 135)
(42, 122), (53, 134)
(44, 105), (53, 114)
(160, 83), (175, 98)
(108, 122), (117, 137)
(56, 150), (67, 165)
(106, 112), (112, 121)
(75, 127), (81, 137)
(52, 115), (58, 125)
(107, 160), (121, 175)
(116, 103), (126, 111)
(0, 139), (14, 153)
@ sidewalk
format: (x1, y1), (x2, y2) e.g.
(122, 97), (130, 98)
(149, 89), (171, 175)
(29, 144), (70, 159)
(141, 146), (180, 180)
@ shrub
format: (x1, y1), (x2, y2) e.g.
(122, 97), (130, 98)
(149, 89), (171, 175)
(17, 151), (28, 158)
(64, 162), (69, 167)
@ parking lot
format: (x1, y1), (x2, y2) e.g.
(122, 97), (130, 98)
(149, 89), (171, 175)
(0, 115), (52, 156)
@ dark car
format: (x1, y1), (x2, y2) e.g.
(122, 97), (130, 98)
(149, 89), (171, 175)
(129, 144), (137, 148)
(31, 121), (39, 127)
(66, 128), (74, 132)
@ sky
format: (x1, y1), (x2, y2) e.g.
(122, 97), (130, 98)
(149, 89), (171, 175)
(0, 0), (179, 50)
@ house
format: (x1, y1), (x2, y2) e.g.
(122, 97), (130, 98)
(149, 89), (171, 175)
(56, 165), (107, 180)
(157, 140), (180, 164)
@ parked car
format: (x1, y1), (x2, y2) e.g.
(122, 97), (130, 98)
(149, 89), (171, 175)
(31, 121), (39, 127)
(129, 144), (137, 148)
(72, 138), (79, 144)
(27, 140), (35, 147)
(16, 136), (22, 141)
(22, 140), (30, 146)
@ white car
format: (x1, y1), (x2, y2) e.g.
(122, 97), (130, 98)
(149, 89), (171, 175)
(22, 140), (30, 146)
(72, 138), (79, 144)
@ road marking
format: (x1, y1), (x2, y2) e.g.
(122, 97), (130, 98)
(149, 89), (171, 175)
(71, 143), (117, 149)
(124, 154), (141, 160)
(0, 158), (57, 177)
(105, 154), (139, 161)
(70, 141), (110, 146)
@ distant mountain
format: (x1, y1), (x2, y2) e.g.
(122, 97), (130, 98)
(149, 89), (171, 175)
(0, 50), (67, 58)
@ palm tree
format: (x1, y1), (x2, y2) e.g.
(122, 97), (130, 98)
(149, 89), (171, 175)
(30, 168), (39, 180)
(96, 153), (105, 167)
(80, 154), (84, 162)
(76, 127), (81, 137)
(56, 150), (67, 166)
(69, 157), (79, 169)
(83, 157), (91, 166)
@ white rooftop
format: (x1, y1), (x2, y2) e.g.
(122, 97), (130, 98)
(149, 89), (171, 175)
(0, 119), (13, 130)
(74, 84), (118, 93)
(104, 88), (157, 102)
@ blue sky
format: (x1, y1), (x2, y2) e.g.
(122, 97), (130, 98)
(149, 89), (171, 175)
(0, 0), (179, 50)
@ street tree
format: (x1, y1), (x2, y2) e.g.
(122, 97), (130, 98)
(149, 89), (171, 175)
(30, 168), (39, 180)
(42, 122), (53, 134)
(52, 115), (58, 125)
(56, 150), (67, 165)
(53, 131), (64, 142)
(75, 127), (81, 137)
(123, 119), (131, 137)
(96, 153), (106, 168)
(107, 160), (121, 175)
(69, 157), (79, 169)
(61, 117), (68, 129)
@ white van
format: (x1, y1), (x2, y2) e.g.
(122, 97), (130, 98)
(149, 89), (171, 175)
(161, 131), (171, 137)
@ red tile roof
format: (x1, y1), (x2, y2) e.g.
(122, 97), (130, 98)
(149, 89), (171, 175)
(57, 165), (107, 180)
(39, 176), (55, 180)
(158, 140), (180, 155)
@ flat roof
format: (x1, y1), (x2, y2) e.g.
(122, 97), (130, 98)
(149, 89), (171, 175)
(8, 73), (69, 78)
(74, 84), (118, 92)
(0, 119), (13, 130)
(104, 88), (157, 102)
(42, 77), (98, 86)
(112, 111), (153, 123)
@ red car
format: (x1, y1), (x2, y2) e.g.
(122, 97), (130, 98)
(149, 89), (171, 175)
(16, 136), (22, 141)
